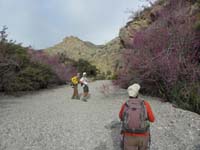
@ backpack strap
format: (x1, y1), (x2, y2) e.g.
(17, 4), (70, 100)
(142, 100), (148, 120)
(125, 101), (129, 107)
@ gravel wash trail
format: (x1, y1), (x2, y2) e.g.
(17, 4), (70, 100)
(0, 80), (199, 150)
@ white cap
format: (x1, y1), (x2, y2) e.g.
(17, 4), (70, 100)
(83, 72), (87, 76)
(127, 83), (140, 97)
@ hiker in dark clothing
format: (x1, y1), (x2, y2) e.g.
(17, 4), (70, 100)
(119, 83), (155, 150)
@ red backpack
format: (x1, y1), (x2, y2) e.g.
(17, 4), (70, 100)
(122, 98), (149, 133)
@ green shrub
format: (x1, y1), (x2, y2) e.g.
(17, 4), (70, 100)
(170, 82), (200, 114)
(111, 73), (118, 80)
(74, 59), (98, 76)
(15, 46), (30, 67)
(4, 63), (54, 92)
(194, 20), (200, 31)
(157, 0), (165, 5)
(106, 70), (111, 76)
(0, 27), (72, 93)
(94, 72), (106, 80)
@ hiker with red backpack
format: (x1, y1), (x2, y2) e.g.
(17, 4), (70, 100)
(119, 83), (155, 150)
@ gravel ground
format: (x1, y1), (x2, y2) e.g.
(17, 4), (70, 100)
(0, 80), (199, 150)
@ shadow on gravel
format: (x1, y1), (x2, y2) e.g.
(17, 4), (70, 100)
(105, 120), (121, 150)
(194, 144), (200, 150)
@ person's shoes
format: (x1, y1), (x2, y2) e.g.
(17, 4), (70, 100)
(75, 96), (80, 100)
(81, 97), (87, 102)
(86, 94), (90, 99)
(71, 96), (80, 100)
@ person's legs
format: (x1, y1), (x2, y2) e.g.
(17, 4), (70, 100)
(72, 85), (79, 99)
(82, 93), (87, 101)
(123, 136), (139, 150)
(71, 85), (76, 99)
(82, 85), (89, 101)
(139, 136), (149, 150)
(123, 135), (149, 150)
(83, 92), (87, 97)
(125, 145), (138, 150)
(85, 85), (89, 97)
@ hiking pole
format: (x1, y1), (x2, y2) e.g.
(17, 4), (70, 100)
(148, 132), (151, 150)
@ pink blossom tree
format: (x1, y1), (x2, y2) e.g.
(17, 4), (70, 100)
(116, 0), (200, 113)
(28, 49), (77, 83)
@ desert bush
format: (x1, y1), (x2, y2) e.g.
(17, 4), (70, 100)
(0, 26), (31, 91)
(194, 20), (200, 31)
(170, 82), (200, 113)
(0, 44), (55, 92)
(116, 0), (200, 113)
(5, 63), (54, 91)
(74, 58), (98, 76)
(28, 50), (76, 83)
(0, 26), (77, 92)
(94, 72), (106, 80)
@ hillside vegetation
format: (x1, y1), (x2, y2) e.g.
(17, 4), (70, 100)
(0, 26), (76, 93)
(116, 0), (200, 114)
(45, 36), (123, 78)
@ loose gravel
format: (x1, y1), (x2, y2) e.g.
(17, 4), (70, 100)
(0, 80), (199, 150)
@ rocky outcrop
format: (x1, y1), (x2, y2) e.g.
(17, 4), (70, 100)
(90, 38), (123, 77)
(118, 1), (165, 49)
(119, 0), (200, 49)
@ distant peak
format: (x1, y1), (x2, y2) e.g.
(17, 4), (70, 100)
(63, 36), (81, 42)
(62, 36), (99, 48)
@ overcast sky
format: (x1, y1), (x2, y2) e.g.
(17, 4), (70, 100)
(0, 0), (149, 49)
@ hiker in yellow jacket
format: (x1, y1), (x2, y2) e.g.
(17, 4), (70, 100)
(71, 73), (80, 99)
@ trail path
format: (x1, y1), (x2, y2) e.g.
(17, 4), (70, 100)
(0, 80), (199, 150)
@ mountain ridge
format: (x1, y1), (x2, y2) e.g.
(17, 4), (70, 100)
(45, 35), (122, 77)
(45, 0), (200, 80)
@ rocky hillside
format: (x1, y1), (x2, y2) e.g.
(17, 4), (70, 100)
(44, 1), (171, 76)
(45, 36), (123, 77)
(89, 38), (123, 76)
(119, 0), (200, 49)
(117, 0), (200, 114)
(46, 36), (98, 61)
(45, 0), (200, 79)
